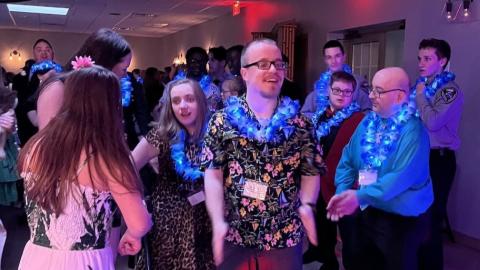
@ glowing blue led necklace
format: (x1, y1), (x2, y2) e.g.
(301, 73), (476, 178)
(174, 70), (212, 92)
(361, 103), (416, 169)
(412, 71), (455, 100)
(29, 60), (63, 79)
(312, 102), (360, 141)
(409, 71), (455, 116)
(120, 76), (132, 107)
(170, 130), (203, 182)
(224, 96), (299, 144)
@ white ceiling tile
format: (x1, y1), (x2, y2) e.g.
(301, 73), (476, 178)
(0, 0), (239, 37)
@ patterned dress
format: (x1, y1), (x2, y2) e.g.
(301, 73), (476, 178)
(18, 178), (117, 269)
(135, 128), (214, 270)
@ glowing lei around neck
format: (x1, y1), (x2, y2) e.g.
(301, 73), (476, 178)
(361, 102), (416, 169)
(314, 64), (353, 110)
(174, 70), (212, 92)
(171, 130), (203, 182)
(412, 71), (455, 100)
(29, 60), (63, 79)
(119, 75), (133, 107)
(312, 102), (360, 141)
(224, 96), (299, 144)
(409, 71), (455, 116)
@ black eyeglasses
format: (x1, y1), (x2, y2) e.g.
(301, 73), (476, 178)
(243, 60), (287, 70)
(331, 87), (354, 97)
(369, 87), (406, 98)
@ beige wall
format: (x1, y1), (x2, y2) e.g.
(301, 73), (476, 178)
(0, 28), (166, 73)
(154, 0), (480, 239)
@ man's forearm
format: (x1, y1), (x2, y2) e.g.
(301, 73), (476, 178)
(300, 175), (320, 205)
(205, 169), (226, 226)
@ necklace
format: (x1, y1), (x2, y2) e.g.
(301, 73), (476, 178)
(412, 71), (455, 100)
(361, 103), (415, 169)
(174, 70), (212, 91)
(224, 96), (299, 143)
(29, 60), (63, 79)
(312, 102), (360, 141)
(170, 130), (203, 182)
(120, 75), (132, 107)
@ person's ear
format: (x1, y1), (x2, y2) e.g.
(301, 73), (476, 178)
(439, 57), (447, 69)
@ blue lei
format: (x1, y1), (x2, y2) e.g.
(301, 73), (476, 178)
(174, 70), (212, 91)
(29, 60), (63, 77)
(170, 130), (203, 182)
(411, 71), (455, 99)
(120, 76), (133, 107)
(312, 102), (360, 141)
(410, 71), (455, 116)
(361, 103), (416, 169)
(314, 64), (353, 109)
(224, 96), (299, 143)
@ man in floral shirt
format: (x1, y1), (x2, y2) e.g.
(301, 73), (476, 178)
(202, 38), (325, 270)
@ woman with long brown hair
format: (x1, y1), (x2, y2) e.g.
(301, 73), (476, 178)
(17, 65), (151, 270)
(133, 79), (214, 269)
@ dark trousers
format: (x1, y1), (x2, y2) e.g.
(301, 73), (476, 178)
(219, 242), (302, 270)
(338, 211), (361, 270)
(419, 149), (456, 270)
(304, 197), (358, 270)
(349, 207), (429, 270)
(304, 196), (339, 269)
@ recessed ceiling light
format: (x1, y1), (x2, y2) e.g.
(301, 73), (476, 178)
(152, 23), (169, 28)
(113, 26), (133, 31)
(132, 13), (156, 17)
(7, 4), (69, 16)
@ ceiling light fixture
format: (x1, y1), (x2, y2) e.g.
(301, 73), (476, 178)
(463, 0), (471, 16)
(233, 1), (240, 16)
(7, 4), (69, 16)
(152, 23), (169, 28)
(444, 0), (474, 22)
(446, 0), (453, 19)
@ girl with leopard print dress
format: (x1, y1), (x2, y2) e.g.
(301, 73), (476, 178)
(133, 78), (214, 270)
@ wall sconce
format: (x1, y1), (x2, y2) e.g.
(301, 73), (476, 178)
(173, 53), (186, 66)
(9, 50), (21, 61)
(444, 0), (474, 22)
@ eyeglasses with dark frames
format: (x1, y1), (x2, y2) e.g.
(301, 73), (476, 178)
(243, 60), (287, 70)
(331, 87), (354, 97)
(369, 87), (406, 98)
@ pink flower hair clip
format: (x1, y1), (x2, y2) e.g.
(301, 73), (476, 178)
(71, 56), (95, 70)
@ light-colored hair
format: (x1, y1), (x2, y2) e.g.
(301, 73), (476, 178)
(155, 79), (208, 143)
(240, 38), (279, 67)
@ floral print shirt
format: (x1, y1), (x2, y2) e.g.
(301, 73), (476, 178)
(201, 96), (326, 250)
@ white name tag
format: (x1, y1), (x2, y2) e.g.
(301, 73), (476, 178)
(358, 169), (378, 186)
(242, 180), (268, 201)
(187, 191), (206, 206)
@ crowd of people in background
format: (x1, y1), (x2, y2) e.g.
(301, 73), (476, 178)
(0, 26), (463, 270)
